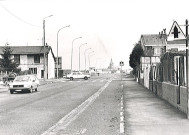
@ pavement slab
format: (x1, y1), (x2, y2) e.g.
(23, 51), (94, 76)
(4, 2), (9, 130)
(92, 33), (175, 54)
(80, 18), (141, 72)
(123, 78), (189, 135)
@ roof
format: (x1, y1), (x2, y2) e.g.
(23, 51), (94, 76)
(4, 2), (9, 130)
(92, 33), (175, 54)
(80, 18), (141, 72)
(0, 46), (51, 54)
(140, 34), (167, 46)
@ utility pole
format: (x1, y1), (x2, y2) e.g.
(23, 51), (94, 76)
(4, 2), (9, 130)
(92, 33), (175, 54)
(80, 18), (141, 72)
(43, 15), (53, 80)
(186, 19), (188, 118)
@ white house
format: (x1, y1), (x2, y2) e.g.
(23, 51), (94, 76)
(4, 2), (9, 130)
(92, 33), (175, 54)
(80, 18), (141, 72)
(0, 45), (55, 79)
(139, 34), (167, 88)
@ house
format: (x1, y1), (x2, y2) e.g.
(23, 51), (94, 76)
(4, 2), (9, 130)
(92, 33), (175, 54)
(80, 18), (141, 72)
(139, 33), (167, 88)
(0, 45), (55, 79)
(145, 21), (188, 114)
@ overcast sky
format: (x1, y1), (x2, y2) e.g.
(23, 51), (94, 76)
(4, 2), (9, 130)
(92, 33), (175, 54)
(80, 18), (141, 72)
(0, 0), (188, 70)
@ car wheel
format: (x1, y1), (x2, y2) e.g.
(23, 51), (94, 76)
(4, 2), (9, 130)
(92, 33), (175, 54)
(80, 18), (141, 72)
(29, 87), (33, 93)
(70, 77), (73, 80)
(10, 90), (14, 94)
(84, 76), (88, 80)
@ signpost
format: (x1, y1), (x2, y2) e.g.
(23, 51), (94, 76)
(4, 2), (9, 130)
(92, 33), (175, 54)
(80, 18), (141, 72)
(120, 61), (124, 80)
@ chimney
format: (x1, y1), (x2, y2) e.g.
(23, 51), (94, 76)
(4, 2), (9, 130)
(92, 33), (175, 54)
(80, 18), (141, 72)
(163, 28), (166, 35)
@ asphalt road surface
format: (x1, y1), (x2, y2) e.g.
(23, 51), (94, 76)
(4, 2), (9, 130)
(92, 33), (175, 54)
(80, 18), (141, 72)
(0, 74), (124, 135)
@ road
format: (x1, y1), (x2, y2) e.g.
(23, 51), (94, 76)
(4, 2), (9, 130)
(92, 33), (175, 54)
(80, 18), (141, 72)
(0, 74), (124, 135)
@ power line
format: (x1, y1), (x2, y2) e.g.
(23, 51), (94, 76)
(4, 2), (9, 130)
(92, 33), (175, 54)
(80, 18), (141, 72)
(0, 3), (41, 28)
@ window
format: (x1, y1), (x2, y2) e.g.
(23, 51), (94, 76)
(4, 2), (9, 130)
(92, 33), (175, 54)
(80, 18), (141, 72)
(14, 54), (20, 64)
(34, 55), (40, 63)
(29, 68), (37, 74)
(154, 48), (161, 56)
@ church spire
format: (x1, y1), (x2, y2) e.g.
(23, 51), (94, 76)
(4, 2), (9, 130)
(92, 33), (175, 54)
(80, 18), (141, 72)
(108, 58), (114, 69)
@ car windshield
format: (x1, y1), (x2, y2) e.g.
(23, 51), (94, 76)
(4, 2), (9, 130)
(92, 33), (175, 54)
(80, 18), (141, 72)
(14, 76), (30, 82)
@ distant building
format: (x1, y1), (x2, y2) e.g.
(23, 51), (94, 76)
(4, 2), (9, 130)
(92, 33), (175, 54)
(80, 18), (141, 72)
(0, 45), (56, 79)
(108, 58), (114, 69)
(55, 56), (62, 69)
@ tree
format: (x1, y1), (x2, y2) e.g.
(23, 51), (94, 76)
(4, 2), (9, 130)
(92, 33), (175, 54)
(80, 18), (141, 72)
(129, 42), (144, 75)
(0, 43), (19, 73)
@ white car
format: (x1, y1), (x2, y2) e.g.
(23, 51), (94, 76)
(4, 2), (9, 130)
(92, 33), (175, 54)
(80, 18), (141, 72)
(66, 72), (90, 80)
(9, 75), (40, 94)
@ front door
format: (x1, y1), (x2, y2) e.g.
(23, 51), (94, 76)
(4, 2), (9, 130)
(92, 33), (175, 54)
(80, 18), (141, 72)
(41, 70), (44, 78)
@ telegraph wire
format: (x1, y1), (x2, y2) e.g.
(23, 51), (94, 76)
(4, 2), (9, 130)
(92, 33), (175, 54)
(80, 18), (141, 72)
(0, 3), (41, 28)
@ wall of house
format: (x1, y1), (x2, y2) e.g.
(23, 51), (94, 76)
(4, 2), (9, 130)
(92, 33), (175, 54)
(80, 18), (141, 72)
(18, 55), (28, 71)
(166, 44), (186, 51)
(18, 54), (44, 79)
(143, 66), (150, 89)
(47, 50), (55, 79)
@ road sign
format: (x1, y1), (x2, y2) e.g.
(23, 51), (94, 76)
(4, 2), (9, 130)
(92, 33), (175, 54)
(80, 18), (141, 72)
(120, 61), (124, 66)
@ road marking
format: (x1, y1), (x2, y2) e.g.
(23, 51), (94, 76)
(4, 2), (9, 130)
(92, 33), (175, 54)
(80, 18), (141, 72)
(41, 79), (112, 135)
(78, 128), (87, 134)
(120, 95), (125, 134)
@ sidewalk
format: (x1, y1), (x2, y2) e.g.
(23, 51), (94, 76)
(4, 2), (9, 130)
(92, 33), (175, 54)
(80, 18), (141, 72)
(123, 78), (189, 135)
(0, 84), (8, 93)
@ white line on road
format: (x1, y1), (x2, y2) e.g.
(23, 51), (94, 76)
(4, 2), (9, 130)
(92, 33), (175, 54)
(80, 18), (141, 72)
(41, 79), (112, 135)
(120, 95), (125, 134)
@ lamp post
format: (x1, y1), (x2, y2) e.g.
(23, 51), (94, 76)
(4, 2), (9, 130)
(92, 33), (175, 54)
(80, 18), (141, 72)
(88, 51), (95, 70)
(84, 48), (92, 73)
(71, 37), (82, 73)
(43, 15), (53, 80)
(56, 25), (70, 79)
(79, 43), (87, 71)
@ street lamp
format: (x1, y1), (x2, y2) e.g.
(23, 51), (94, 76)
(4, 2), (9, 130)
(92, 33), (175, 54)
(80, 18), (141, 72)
(56, 25), (70, 79)
(79, 43), (87, 71)
(43, 15), (53, 80)
(88, 51), (95, 70)
(71, 37), (82, 73)
(84, 48), (92, 73)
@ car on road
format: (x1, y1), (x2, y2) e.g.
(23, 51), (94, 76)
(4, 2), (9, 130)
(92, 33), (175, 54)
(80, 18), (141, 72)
(66, 72), (90, 80)
(8, 75), (40, 94)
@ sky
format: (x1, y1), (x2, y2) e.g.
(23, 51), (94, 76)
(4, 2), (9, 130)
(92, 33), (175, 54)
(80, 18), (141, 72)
(0, 0), (189, 70)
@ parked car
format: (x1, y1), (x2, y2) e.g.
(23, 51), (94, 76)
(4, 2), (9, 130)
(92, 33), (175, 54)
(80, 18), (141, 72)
(8, 75), (40, 94)
(66, 72), (90, 80)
